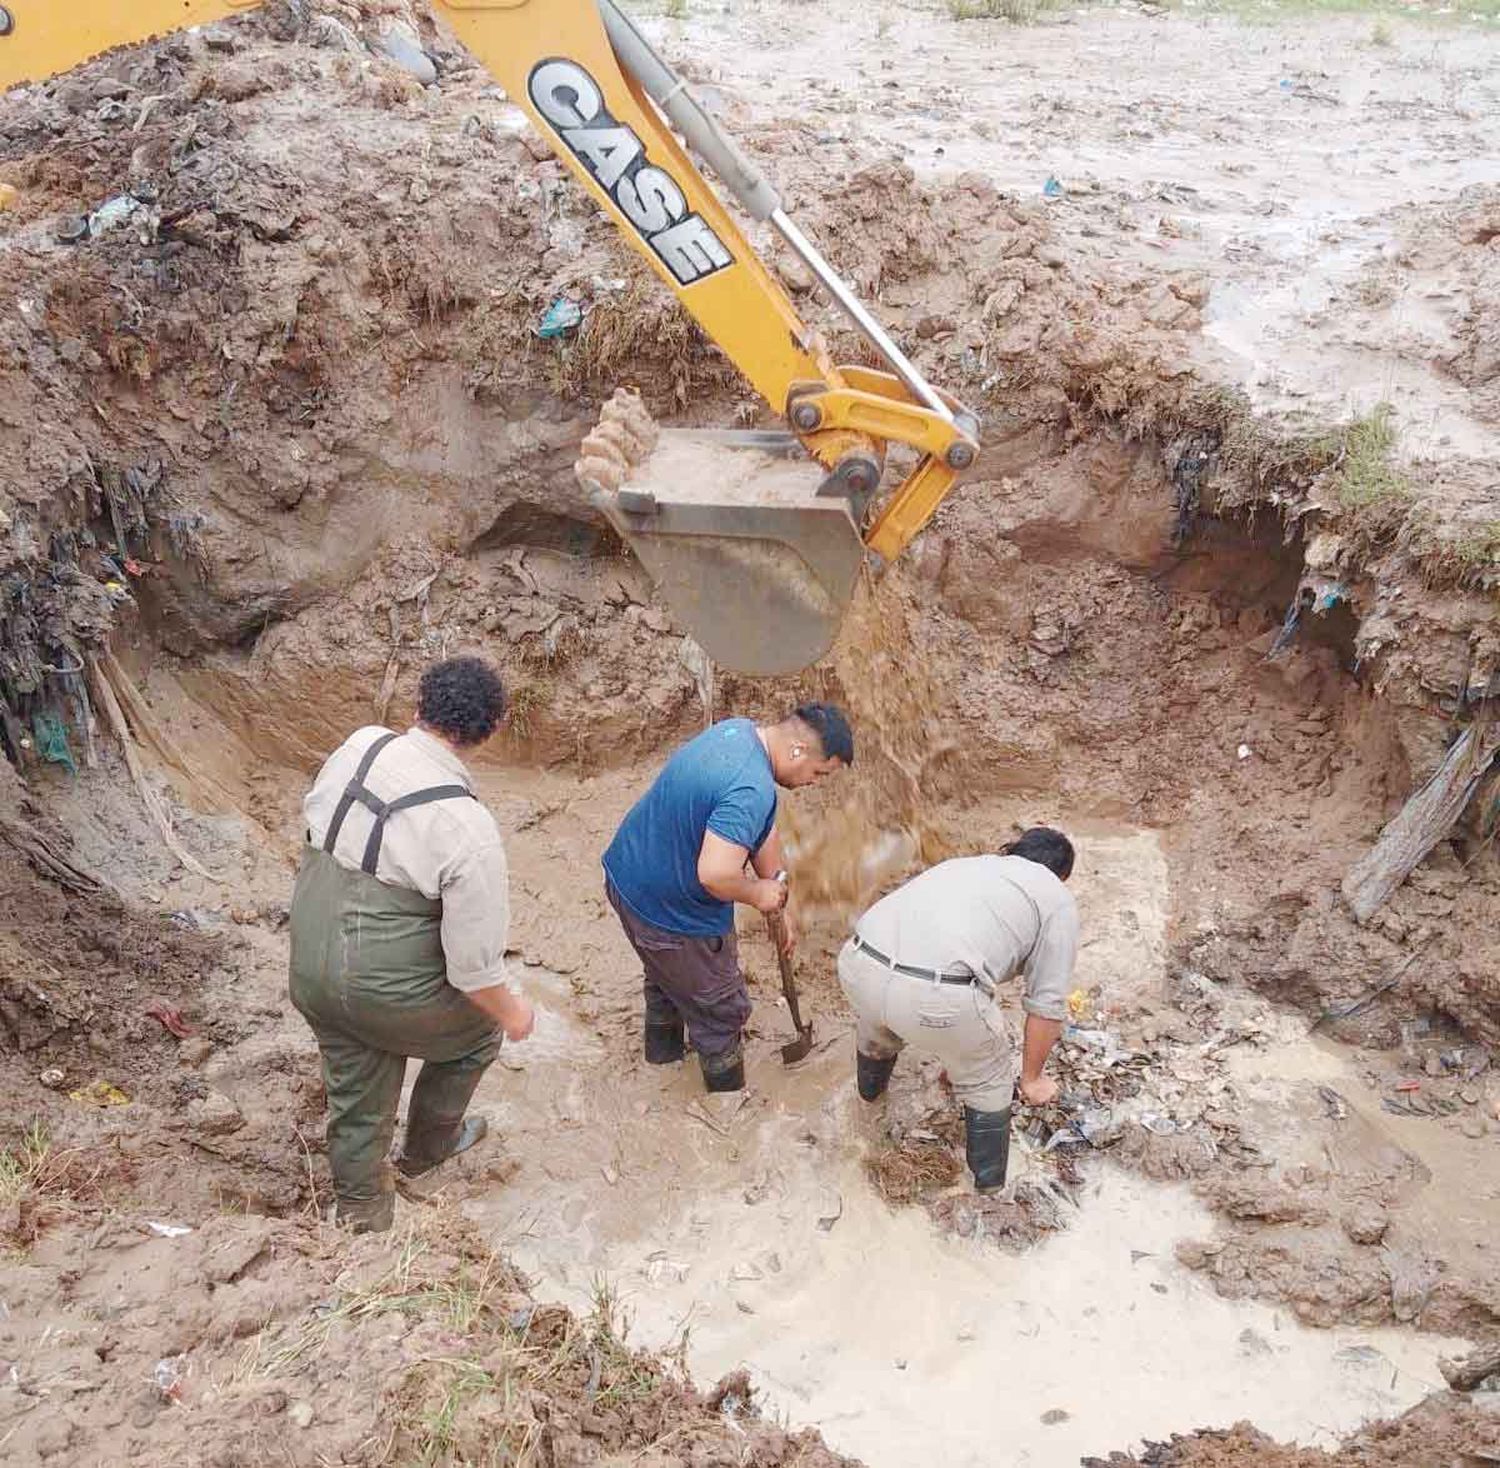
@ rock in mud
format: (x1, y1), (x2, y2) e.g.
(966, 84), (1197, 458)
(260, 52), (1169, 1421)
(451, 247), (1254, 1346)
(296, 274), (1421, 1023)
(1342, 1202), (1390, 1247)
(1382, 1244), (1438, 1324)
(178, 1036), (214, 1068)
(31, 1416), (74, 1461)
(1439, 1340), (1500, 1392)
(381, 24), (437, 87)
(187, 1090), (244, 1137)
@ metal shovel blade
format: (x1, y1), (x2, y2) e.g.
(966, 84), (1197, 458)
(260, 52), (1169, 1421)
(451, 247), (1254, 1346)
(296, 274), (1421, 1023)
(780, 1024), (814, 1066)
(768, 910), (814, 1066)
(591, 431), (865, 676)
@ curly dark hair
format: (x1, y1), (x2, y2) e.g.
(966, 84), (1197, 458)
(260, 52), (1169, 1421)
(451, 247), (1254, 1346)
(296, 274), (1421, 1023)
(791, 702), (854, 765)
(1001, 826), (1074, 880)
(416, 656), (507, 747)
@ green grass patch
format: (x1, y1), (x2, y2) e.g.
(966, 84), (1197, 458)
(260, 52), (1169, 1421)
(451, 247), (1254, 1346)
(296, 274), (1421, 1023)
(947, 0), (1061, 22)
(1458, 521), (1500, 561)
(0, 1122), (51, 1205)
(1331, 402), (1411, 510)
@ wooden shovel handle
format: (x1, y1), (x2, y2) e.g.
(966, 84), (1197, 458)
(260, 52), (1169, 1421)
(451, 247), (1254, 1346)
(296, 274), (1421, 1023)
(765, 911), (806, 1032)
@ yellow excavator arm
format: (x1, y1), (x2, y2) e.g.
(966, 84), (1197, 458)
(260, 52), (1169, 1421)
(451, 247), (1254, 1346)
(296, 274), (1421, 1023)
(0, 0), (980, 673)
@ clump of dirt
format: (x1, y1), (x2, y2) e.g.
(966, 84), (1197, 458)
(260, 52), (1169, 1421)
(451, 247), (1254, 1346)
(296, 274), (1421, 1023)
(0, 748), (325, 1221)
(0, 1202), (858, 1468)
(772, 572), (963, 912)
(1086, 1391), (1500, 1467)
(0, 833), (219, 1071)
(858, 1068), (1081, 1248)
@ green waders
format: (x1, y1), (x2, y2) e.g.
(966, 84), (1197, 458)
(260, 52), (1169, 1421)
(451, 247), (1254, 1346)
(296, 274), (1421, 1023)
(288, 846), (501, 1233)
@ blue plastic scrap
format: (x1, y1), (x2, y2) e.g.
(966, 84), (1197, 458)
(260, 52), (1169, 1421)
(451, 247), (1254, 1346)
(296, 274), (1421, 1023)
(537, 298), (583, 339)
(1042, 175), (1064, 200)
(32, 709), (77, 775)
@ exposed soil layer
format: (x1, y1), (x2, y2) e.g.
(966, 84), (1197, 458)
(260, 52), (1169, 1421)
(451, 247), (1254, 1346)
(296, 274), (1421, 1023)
(2, 3), (1500, 1466)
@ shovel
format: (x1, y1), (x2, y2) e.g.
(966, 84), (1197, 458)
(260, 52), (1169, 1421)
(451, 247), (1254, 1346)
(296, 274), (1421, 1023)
(766, 911), (814, 1065)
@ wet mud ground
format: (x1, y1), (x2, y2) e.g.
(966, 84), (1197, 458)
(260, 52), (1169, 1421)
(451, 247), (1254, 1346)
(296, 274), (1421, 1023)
(4, 716), (1497, 1463)
(2, 0), (1500, 1463)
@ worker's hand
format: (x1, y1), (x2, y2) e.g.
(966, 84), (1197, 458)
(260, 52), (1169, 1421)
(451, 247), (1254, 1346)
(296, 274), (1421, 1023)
(1017, 1073), (1059, 1107)
(501, 992), (536, 1043)
(749, 877), (789, 915)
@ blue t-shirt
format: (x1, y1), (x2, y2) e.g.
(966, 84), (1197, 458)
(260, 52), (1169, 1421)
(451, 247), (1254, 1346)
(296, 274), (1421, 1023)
(602, 718), (777, 937)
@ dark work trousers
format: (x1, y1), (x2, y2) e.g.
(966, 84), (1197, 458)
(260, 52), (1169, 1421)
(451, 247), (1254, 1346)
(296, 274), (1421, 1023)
(288, 847), (501, 1233)
(605, 879), (751, 1060)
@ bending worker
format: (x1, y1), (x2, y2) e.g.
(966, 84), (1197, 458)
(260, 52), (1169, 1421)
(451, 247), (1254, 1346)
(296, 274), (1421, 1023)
(289, 655), (534, 1233)
(602, 704), (853, 1093)
(838, 827), (1079, 1192)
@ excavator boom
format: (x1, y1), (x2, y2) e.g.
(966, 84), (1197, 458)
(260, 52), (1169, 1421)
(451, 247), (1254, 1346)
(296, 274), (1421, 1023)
(0, 0), (980, 674)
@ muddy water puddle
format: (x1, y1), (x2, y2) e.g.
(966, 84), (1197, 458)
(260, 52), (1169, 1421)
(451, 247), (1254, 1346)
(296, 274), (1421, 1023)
(1226, 1030), (1500, 1289)
(438, 796), (1471, 1462)
(464, 1021), (1462, 1466)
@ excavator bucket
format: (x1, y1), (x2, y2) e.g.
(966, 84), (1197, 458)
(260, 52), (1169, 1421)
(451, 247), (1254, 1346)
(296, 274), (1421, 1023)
(577, 397), (866, 676)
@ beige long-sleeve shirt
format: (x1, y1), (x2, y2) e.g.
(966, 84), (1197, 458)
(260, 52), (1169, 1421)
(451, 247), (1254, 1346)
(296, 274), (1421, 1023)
(303, 725), (512, 994)
(855, 854), (1079, 1021)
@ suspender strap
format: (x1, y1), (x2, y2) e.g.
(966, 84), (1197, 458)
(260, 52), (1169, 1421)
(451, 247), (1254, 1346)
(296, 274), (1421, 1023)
(323, 731), (400, 858)
(322, 729), (476, 876)
(359, 783), (472, 876)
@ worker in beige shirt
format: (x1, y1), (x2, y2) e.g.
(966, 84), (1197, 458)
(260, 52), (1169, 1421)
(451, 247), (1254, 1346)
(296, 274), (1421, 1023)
(289, 656), (534, 1233)
(837, 827), (1079, 1193)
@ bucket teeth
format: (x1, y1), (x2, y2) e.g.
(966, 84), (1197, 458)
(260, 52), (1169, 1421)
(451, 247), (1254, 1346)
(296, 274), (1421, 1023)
(575, 388), (659, 495)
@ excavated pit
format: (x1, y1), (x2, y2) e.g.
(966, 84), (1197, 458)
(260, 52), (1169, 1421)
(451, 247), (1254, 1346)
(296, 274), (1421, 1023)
(3, 3), (1500, 1466)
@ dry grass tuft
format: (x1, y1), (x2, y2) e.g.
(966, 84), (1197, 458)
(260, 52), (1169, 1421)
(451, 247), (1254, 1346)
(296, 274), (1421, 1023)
(0, 1123), (109, 1247)
(549, 279), (736, 409)
(864, 1140), (962, 1204)
(947, 0), (1060, 21)
(231, 1214), (710, 1467)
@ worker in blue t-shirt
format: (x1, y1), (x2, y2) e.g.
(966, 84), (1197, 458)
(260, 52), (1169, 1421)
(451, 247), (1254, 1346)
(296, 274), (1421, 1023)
(602, 704), (854, 1092)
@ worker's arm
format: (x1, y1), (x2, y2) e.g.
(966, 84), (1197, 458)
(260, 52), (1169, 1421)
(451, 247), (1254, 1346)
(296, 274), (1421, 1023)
(440, 837), (535, 1042)
(698, 830), (787, 914)
(1018, 1016), (1064, 1106)
(1015, 906), (1079, 1107)
(749, 824), (787, 881)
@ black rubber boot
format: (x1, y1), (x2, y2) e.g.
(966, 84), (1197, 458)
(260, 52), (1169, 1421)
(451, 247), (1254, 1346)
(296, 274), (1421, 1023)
(699, 1042), (745, 1094)
(396, 1114), (488, 1179)
(856, 1050), (898, 1102)
(964, 1105), (1012, 1194)
(644, 1016), (686, 1065)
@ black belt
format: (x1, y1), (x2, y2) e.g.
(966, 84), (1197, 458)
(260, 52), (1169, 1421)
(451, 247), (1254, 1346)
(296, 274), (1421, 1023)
(852, 934), (984, 989)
